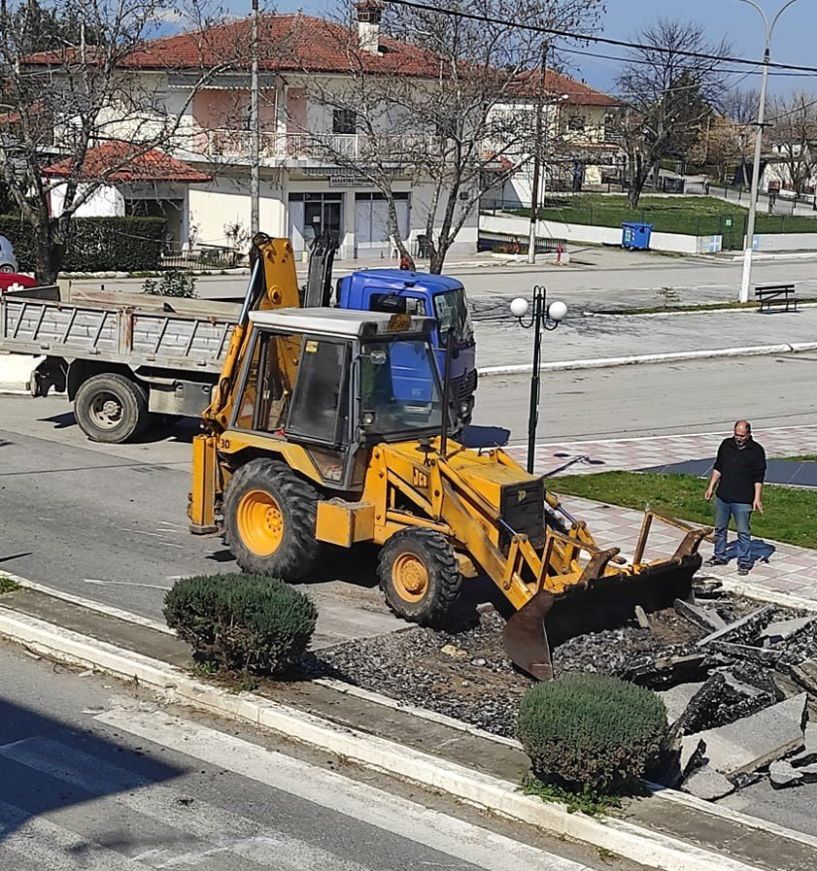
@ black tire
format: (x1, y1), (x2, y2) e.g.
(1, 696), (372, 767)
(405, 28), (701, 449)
(223, 458), (321, 580)
(378, 528), (461, 625)
(74, 373), (149, 443)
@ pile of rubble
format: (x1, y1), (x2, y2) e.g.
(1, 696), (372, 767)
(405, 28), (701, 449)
(654, 591), (817, 801)
(312, 579), (817, 798)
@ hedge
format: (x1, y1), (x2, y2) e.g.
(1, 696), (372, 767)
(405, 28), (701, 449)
(163, 573), (317, 675)
(0, 214), (166, 273)
(517, 674), (667, 795)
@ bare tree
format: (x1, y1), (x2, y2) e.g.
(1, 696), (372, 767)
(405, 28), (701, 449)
(0, 0), (244, 281)
(298, 0), (603, 273)
(767, 92), (817, 195)
(616, 19), (730, 208)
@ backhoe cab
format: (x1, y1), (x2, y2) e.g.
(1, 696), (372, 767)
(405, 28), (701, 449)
(190, 236), (709, 680)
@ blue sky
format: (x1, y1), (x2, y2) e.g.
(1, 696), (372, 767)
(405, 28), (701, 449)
(264, 0), (817, 97)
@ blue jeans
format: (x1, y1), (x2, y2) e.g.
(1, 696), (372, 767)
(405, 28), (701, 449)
(714, 496), (752, 567)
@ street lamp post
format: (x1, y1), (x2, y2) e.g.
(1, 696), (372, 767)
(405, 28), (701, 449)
(510, 287), (567, 473)
(736, 0), (802, 303)
(250, 0), (260, 236)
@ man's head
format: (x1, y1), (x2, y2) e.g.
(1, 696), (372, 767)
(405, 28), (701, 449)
(734, 420), (752, 446)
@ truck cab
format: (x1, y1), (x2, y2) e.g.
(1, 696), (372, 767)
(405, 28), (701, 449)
(335, 269), (477, 430)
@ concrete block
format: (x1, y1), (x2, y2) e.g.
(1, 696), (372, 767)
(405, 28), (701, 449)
(791, 660), (817, 696)
(682, 693), (807, 777)
(761, 616), (817, 644)
(682, 766), (735, 801)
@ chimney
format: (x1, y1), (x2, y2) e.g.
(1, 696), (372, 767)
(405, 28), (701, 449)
(356, 0), (384, 54)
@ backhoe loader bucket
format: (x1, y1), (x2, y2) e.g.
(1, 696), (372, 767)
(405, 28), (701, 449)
(503, 590), (556, 681)
(502, 553), (703, 680)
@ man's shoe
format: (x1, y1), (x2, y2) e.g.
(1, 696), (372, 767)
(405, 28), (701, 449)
(704, 557), (728, 567)
(738, 565), (751, 576)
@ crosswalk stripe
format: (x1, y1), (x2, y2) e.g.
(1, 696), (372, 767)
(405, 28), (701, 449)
(0, 799), (152, 870)
(96, 706), (595, 871)
(0, 737), (368, 871)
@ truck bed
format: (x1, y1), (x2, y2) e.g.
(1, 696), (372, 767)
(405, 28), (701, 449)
(0, 286), (239, 373)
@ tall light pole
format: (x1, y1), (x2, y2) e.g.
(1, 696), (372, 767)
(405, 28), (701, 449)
(527, 41), (549, 265)
(737, 0), (802, 303)
(510, 288), (567, 473)
(250, 0), (260, 236)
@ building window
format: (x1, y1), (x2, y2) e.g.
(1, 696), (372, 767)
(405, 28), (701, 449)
(333, 109), (357, 134)
(567, 115), (586, 133)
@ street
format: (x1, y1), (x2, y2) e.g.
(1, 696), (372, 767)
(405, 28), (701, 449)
(1, 350), (815, 626)
(0, 642), (618, 871)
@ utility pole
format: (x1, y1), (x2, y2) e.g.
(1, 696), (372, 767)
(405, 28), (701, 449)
(737, 0), (802, 303)
(249, 0), (260, 236)
(527, 41), (549, 265)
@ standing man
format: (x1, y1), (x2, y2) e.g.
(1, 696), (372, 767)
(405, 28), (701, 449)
(704, 420), (766, 575)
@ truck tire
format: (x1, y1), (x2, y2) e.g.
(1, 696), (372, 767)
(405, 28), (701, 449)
(378, 528), (462, 625)
(74, 373), (149, 443)
(223, 458), (321, 580)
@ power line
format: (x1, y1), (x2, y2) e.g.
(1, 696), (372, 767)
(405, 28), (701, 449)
(386, 0), (817, 75)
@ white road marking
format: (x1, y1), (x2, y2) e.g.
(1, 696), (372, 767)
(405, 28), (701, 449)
(0, 737), (368, 870)
(0, 799), (151, 870)
(96, 706), (595, 871)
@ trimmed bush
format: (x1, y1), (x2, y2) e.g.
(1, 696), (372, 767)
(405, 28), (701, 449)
(163, 574), (317, 676)
(0, 214), (166, 273)
(517, 674), (667, 795)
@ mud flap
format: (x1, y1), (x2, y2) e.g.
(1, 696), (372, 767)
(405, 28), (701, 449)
(502, 589), (556, 681)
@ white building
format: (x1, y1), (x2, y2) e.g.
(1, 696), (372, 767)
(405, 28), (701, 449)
(33, 7), (481, 261)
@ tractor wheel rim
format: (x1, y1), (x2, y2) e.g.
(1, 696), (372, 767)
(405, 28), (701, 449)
(89, 391), (123, 428)
(392, 553), (429, 603)
(238, 489), (284, 556)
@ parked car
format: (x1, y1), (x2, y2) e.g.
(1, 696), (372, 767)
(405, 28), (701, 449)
(0, 236), (18, 273)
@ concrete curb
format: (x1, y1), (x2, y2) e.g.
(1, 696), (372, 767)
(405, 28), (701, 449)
(477, 342), (817, 377)
(0, 601), (775, 871)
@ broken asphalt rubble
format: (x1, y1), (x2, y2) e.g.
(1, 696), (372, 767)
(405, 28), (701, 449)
(655, 582), (817, 801)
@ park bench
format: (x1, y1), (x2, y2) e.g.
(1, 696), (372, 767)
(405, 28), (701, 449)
(755, 283), (797, 313)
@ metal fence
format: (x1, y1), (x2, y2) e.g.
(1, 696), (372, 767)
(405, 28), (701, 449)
(159, 243), (242, 270)
(477, 232), (566, 254)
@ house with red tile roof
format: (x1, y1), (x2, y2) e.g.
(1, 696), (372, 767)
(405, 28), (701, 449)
(25, 7), (624, 260)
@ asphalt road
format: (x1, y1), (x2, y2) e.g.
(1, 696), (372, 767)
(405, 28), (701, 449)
(2, 352), (815, 627)
(0, 642), (619, 870)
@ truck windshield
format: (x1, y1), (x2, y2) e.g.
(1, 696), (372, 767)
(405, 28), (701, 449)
(433, 289), (472, 343)
(360, 338), (442, 437)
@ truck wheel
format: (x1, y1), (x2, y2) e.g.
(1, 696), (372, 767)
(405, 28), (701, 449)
(378, 528), (462, 625)
(74, 373), (149, 443)
(224, 458), (321, 580)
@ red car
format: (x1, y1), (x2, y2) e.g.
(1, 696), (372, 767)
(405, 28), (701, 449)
(0, 273), (38, 293)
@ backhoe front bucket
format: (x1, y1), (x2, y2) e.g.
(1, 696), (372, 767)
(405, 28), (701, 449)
(503, 590), (556, 681)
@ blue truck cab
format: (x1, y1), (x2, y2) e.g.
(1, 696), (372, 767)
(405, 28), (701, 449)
(336, 269), (477, 429)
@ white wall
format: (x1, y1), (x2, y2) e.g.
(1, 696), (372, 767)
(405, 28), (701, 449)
(49, 182), (125, 218)
(754, 232), (817, 252)
(479, 213), (723, 254)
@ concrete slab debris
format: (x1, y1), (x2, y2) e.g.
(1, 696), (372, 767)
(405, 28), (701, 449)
(682, 765), (735, 800)
(769, 760), (803, 789)
(791, 660), (817, 696)
(658, 681), (705, 724)
(789, 722), (817, 767)
(761, 616), (817, 644)
(674, 598), (726, 632)
(682, 693), (807, 777)
(696, 606), (774, 648)
(675, 671), (772, 735)
(634, 605), (650, 630)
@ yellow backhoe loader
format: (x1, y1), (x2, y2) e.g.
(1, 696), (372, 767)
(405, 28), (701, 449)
(189, 235), (709, 679)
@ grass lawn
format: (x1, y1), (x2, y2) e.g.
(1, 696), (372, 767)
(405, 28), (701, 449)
(547, 471), (817, 551)
(510, 195), (817, 247)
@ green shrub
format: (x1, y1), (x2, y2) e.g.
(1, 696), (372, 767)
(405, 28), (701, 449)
(163, 574), (317, 676)
(0, 214), (166, 273)
(143, 270), (197, 298)
(517, 674), (667, 795)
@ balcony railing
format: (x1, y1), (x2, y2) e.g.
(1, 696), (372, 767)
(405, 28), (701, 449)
(194, 130), (441, 162)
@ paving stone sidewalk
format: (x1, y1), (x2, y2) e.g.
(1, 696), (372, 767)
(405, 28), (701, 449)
(506, 425), (817, 603)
